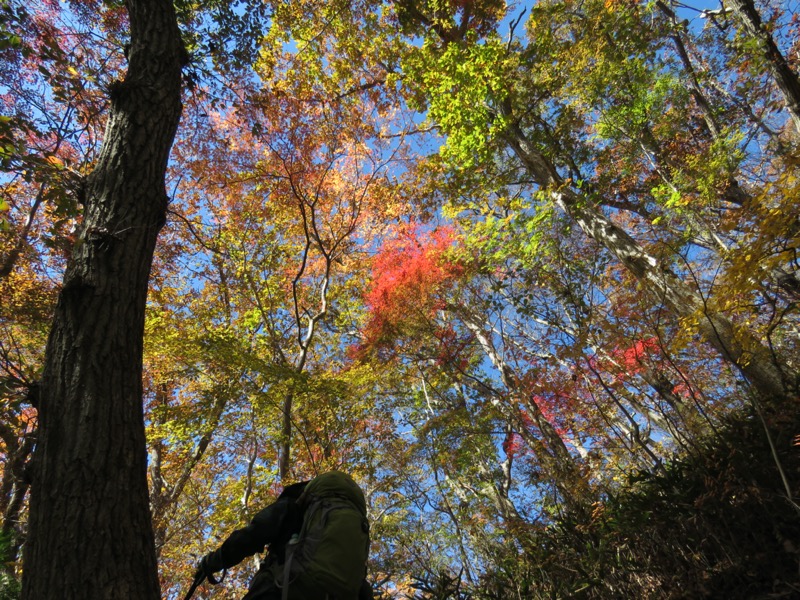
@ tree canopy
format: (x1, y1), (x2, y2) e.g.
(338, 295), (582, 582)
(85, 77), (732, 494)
(1, 0), (799, 598)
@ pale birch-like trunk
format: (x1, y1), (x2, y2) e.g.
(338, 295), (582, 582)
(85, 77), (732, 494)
(503, 123), (791, 401)
(461, 314), (592, 509)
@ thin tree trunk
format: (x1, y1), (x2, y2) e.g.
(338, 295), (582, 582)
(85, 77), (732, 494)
(461, 314), (592, 510)
(278, 191), (333, 481)
(656, 1), (721, 138)
(279, 386), (296, 480)
(21, 0), (185, 597)
(728, 0), (800, 135)
(656, 1), (751, 205)
(150, 384), (232, 556)
(0, 420), (33, 570)
(0, 184), (45, 280)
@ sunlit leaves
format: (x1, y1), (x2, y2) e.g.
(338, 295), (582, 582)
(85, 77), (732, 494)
(361, 224), (464, 348)
(403, 33), (514, 167)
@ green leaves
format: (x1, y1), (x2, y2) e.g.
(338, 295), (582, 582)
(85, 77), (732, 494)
(594, 71), (682, 140)
(0, 197), (8, 232)
(403, 34), (514, 167)
(5, 0), (799, 595)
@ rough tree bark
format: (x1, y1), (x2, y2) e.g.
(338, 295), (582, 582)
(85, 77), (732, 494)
(21, 0), (185, 597)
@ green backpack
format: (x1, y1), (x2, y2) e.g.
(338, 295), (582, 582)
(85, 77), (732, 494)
(277, 471), (370, 600)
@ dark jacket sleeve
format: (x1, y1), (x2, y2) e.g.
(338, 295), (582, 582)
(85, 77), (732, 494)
(204, 481), (309, 573)
(204, 497), (293, 572)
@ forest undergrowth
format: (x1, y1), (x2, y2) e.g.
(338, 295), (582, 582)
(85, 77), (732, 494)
(415, 404), (800, 600)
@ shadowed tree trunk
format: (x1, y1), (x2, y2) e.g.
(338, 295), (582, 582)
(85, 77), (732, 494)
(728, 0), (800, 136)
(21, 0), (185, 598)
(0, 419), (33, 570)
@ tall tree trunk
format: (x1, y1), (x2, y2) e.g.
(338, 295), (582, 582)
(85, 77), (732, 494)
(279, 388), (297, 481)
(656, 1), (722, 138)
(728, 0), (800, 135)
(278, 205), (332, 481)
(21, 0), (185, 598)
(503, 122), (792, 401)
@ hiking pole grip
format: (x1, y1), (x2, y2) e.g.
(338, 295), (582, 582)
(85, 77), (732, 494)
(183, 570), (205, 600)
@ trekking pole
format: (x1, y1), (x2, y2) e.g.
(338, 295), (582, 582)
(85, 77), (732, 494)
(184, 566), (226, 600)
(183, 570), (205, 600)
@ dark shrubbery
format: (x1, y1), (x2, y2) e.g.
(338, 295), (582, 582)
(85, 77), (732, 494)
(477, 408), (800, 599)
(0, 532), (20, 600)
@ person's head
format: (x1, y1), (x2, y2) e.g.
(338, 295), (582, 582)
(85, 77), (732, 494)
(278, 480), (308, 501)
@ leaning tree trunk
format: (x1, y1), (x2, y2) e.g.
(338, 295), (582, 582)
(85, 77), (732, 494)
(503, 122), (792, 402)
(21, 0), (185, 598)
(728, 0), (800, 136)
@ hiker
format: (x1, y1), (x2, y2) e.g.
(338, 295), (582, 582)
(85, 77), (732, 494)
(193, 471), (372, 600)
